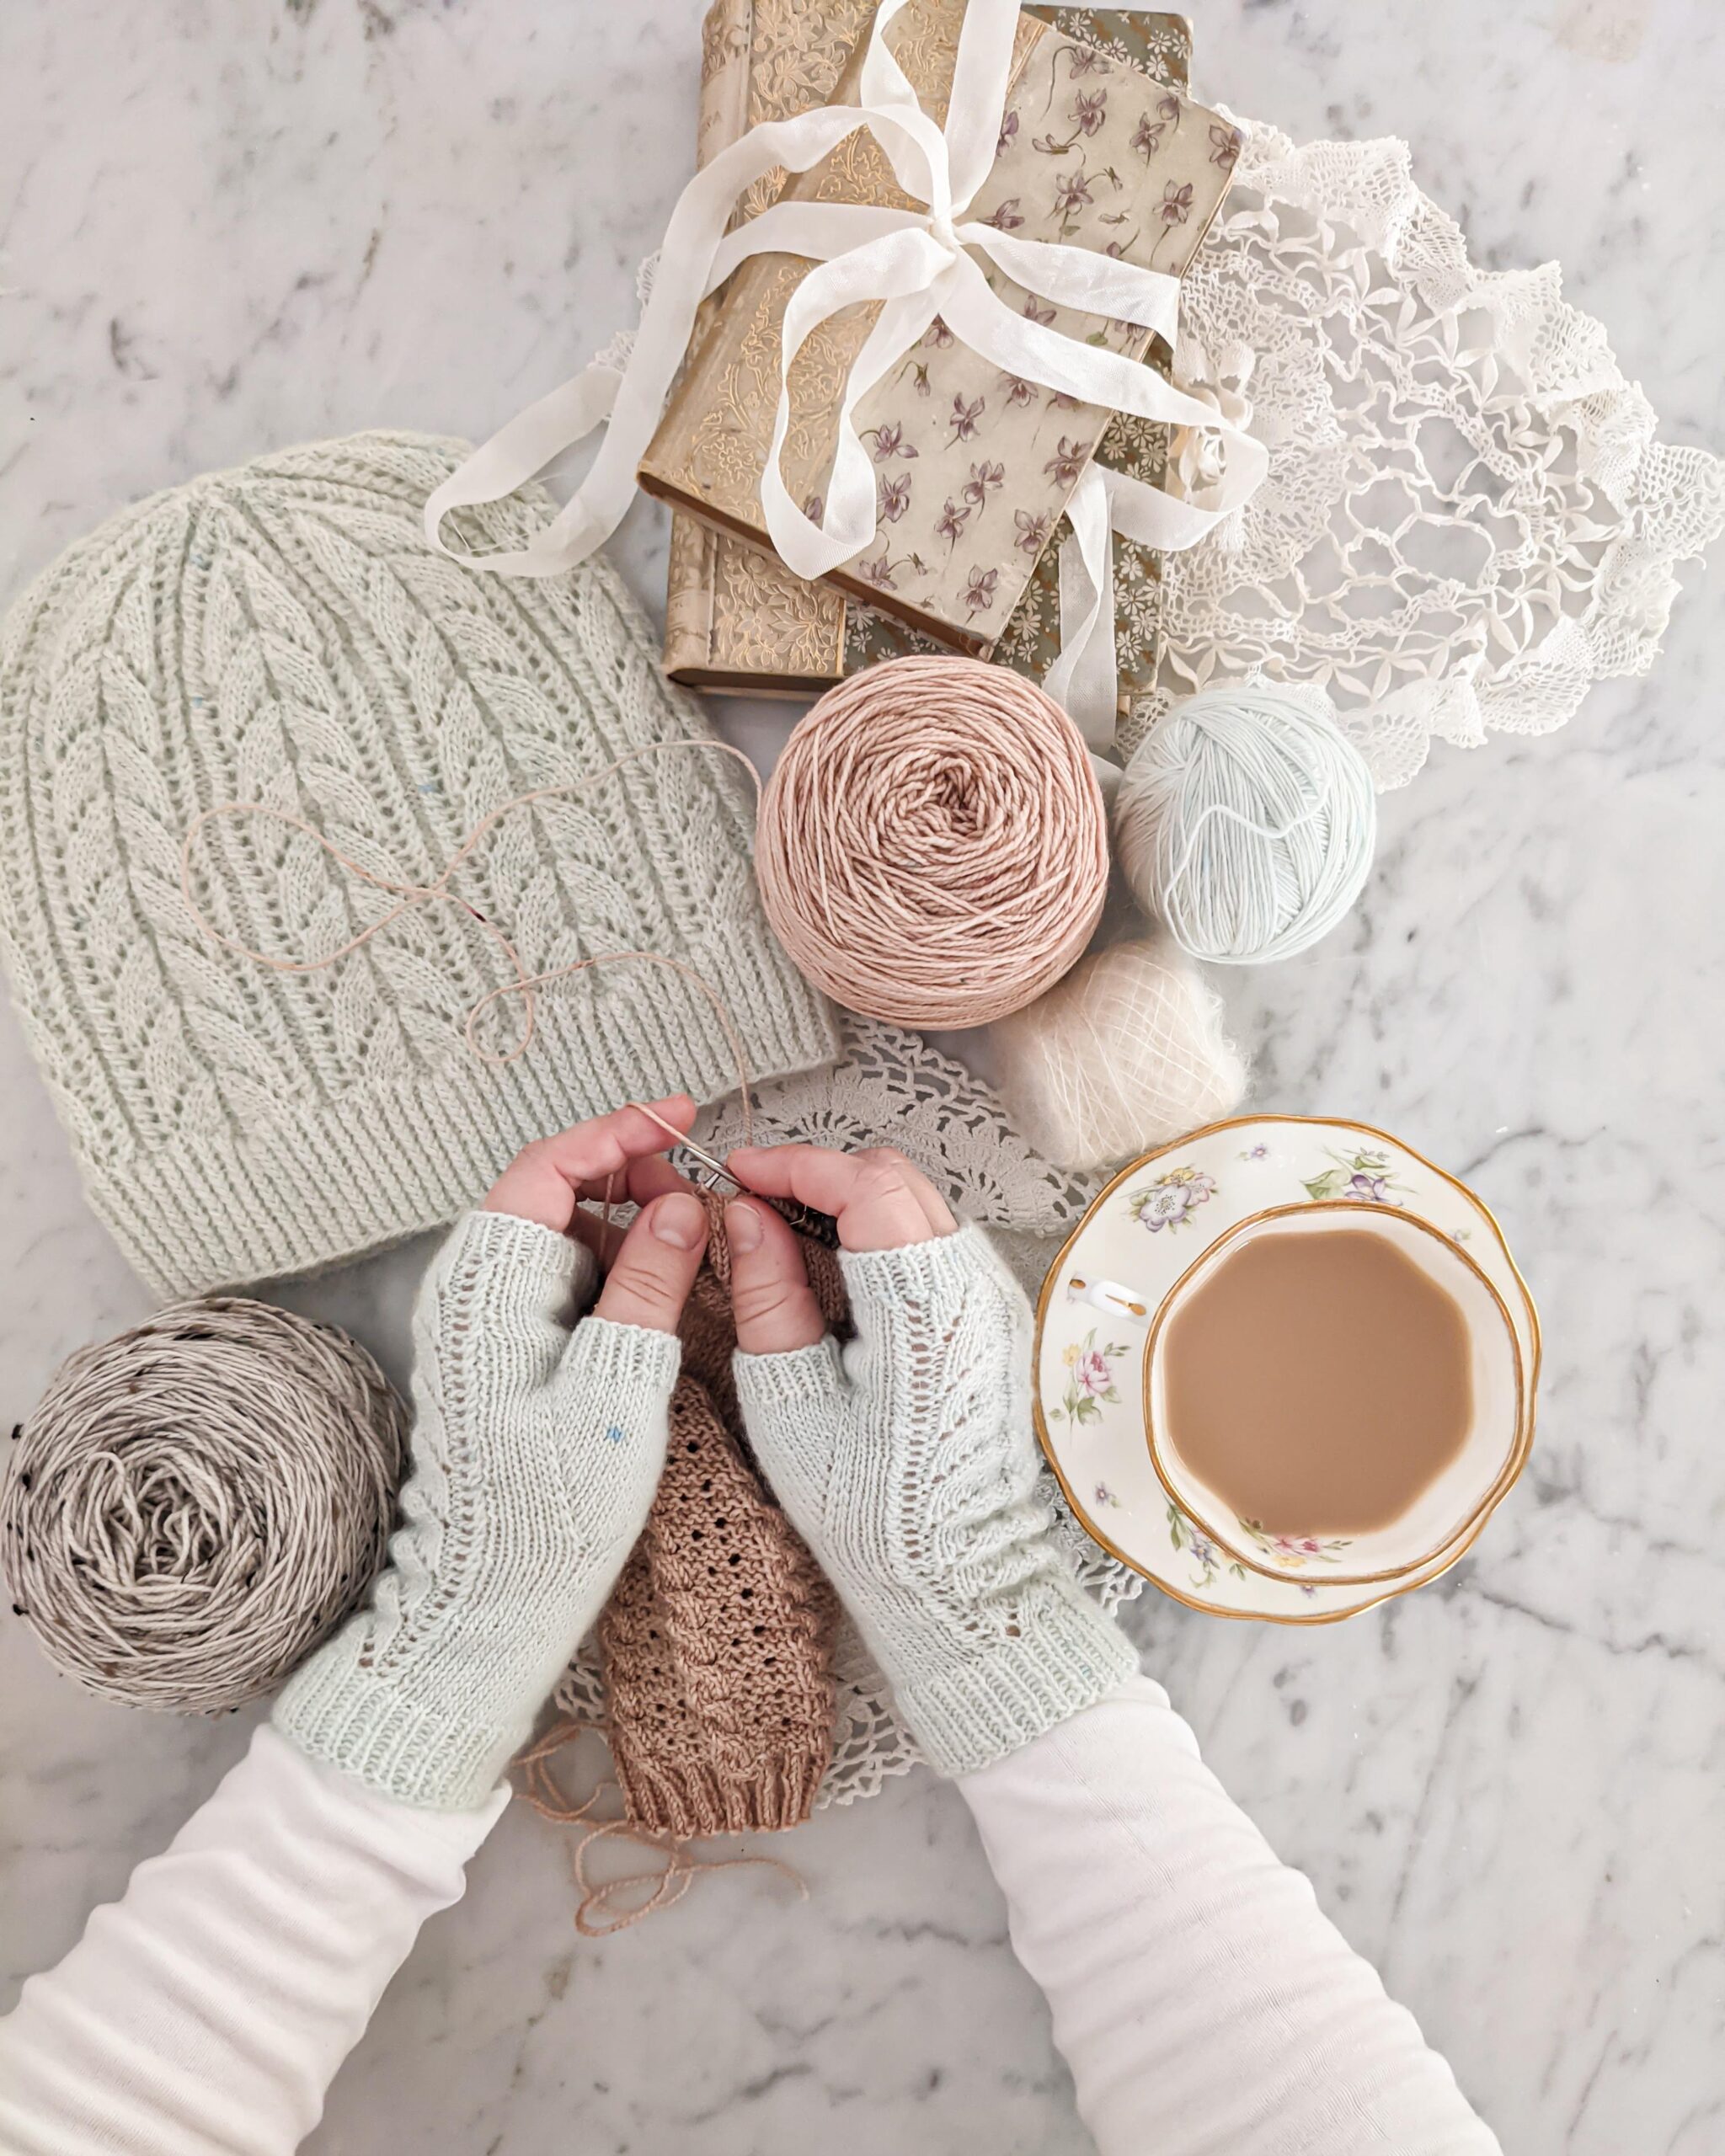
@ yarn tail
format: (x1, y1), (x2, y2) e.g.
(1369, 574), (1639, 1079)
(514, 1720), (808, 1935)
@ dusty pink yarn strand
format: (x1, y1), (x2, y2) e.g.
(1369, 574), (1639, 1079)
(755, 657), (1108, 1027)
(178, 739), (760, 1134)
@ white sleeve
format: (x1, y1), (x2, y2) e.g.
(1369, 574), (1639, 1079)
(957, 1675), (1501, 2156)
(0, 1723), (506, 2156)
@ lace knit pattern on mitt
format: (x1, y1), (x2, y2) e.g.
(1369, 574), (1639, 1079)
(0, 430), (836, 1296)
(558, 1017), (1144, 1809)
(1129, 120), (1725, 787)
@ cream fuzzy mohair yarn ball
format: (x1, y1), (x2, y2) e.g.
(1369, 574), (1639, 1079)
(991, 937), (1248, 1172)
(1114, 681), (1376, 965)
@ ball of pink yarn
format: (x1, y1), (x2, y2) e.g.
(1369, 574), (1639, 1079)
(756, 657), (1108, 1027)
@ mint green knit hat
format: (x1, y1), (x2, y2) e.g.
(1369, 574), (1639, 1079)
(0, 432), (836, 1296)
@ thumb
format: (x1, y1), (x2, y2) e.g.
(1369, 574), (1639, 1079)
(724, 1198), (830, 1354)
(592, 1190), (709, 1331)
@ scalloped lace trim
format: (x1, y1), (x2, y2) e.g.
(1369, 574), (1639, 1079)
(1121, 117), (1725, 787)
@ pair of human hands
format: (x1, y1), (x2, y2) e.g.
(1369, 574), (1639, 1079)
(479, 1091), (958, 1342)
(275, 1088), (1130, 1809)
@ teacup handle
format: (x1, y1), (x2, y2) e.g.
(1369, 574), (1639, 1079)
(1065, 1275), (1152, 1325)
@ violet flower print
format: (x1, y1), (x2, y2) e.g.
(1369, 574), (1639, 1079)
(1073, 88), (1108, 136)
(936, 497), (972, 551)
(1014, 507), (1053, 553)
(997, 109), (1020, 157)
(861, 419), (917, 462)
(982, 198), (1025, 232)
(963, 565), (1000, 617)
(1023, 296), (1056, 328)
(1132, 112), (1166, 159)
(856, 551), (900, 590)
(1044, 435), (1087, 488)
(1052, 167), (1094, 224)
(1210, 122), (1242, 171)
(878, 472), (911, 524)
(924, 317), (955, 350)
(1149, 180), (1195, 264)
(963, 460), (1006, 513)
(1001, 373), (1037, 408)
(947, 393), (985, 446)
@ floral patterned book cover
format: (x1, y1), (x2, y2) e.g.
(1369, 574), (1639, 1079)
(644, 0), (1231, 661)
(665, 2), (1199, 707)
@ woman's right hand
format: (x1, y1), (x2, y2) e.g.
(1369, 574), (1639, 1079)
(724, 1145), (1136, 1780)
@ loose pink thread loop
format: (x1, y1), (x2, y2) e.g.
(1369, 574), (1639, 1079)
(515, 1719), (805, 1935)
(179, 739), (764, 1073)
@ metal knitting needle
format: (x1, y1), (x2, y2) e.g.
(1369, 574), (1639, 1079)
(628, 1106), (841, 1249)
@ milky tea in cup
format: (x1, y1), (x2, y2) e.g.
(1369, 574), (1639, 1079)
(1145, 1206), (1523, 1584)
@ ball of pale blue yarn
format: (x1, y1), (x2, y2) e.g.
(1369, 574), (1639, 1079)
(1114, 683), (1377, 964)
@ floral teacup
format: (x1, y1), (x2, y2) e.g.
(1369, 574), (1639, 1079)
(1143, 1203), (1525, 1589)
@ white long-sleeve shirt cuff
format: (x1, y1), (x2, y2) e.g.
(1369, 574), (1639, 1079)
(0, 1724), (504, 2156)
(958, 1674), (1501, 2156)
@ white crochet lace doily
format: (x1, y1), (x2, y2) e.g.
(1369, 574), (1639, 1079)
(553, 1016), (1144, 1810)
(1129, 117), (1725, 786)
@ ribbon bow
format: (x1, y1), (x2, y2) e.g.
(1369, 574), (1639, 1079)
(425, 0), (1263, 743)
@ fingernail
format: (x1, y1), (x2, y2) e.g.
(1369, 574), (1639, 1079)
(651, 1193), (707, 1250)
(725, 1199), (763, 1253)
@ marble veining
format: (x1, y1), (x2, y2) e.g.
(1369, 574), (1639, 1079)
(1, 3), (1722, 2152)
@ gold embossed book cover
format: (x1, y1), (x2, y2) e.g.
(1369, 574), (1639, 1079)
(644, 0), (1231, 659)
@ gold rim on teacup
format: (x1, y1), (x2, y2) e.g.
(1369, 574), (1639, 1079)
(1139, 1201), (1526, 1590)
(1031, 1113), (1542, 1625)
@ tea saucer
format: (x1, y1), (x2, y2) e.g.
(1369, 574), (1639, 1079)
(1033, 1116), (1540, 1623)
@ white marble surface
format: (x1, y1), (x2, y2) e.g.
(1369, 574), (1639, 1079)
(2, 3), (1722, 2151)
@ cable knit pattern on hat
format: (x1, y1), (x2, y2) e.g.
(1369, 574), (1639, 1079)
(275, 1209), (680, 1812)
(734, 1225), (1139, 1778)
(0, 433), (836, 1295)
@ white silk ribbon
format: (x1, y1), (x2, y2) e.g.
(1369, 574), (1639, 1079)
(425, 0), (1264, 735)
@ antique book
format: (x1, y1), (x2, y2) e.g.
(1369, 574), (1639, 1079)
(644, 0), (1231, 659)
(665, 2), (1198, 704)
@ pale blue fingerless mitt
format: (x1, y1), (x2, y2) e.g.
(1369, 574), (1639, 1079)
(275, 1211), (679, 1810)
(734, 1226), (1139, 1778)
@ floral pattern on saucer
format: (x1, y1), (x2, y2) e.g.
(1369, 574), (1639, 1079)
(1240, 1521), (1353, 1569)
(1033, 1116), (1539, 1624)
(1049, 1326), (1132, 1426)
(1301, 1146), (1407, 1206)
(1127, 1165), (1218, 1232)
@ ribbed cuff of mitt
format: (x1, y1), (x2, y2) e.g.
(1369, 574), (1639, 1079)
(606, 1748), (826, 1840)
(892, 1583), (1141, 1780)
(274, 1659), (523, 1814)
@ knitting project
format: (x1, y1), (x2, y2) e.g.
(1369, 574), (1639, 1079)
(557, 1016), (1148, 1808)
(0, 431), (836, 1298)
(597, 1234), (846, 1838)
